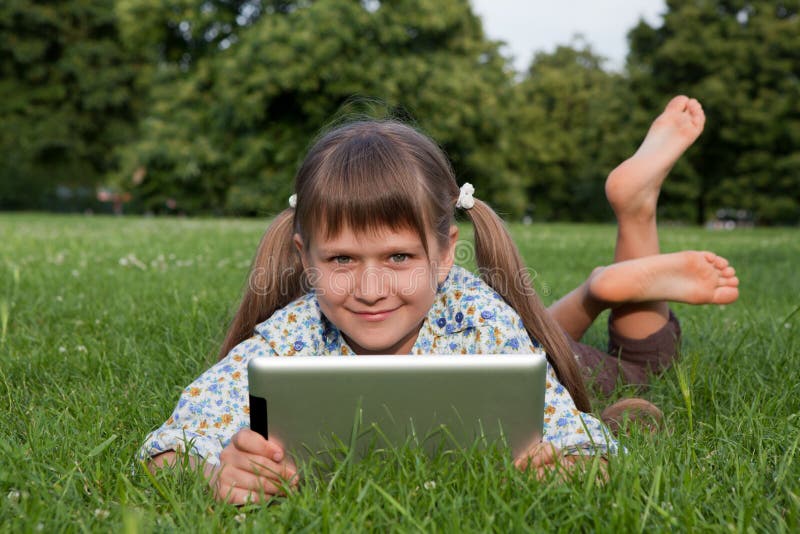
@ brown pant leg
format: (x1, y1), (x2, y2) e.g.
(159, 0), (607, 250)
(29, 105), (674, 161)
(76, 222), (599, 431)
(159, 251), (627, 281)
(568, 310), (682, 397)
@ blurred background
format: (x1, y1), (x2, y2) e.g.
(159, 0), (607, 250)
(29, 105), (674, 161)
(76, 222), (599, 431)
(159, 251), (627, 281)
(1, 0), (798, 225)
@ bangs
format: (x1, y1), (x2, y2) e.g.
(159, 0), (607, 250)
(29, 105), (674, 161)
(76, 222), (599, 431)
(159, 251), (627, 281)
(297, 124), (434, 257)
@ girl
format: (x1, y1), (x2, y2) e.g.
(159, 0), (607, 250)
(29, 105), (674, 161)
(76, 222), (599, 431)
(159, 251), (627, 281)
(141, 96), (738, 503)
(142, 118), (617, 503)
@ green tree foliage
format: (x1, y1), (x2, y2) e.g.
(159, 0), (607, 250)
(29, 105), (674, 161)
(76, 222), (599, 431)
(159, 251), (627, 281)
(509, 41), (635, 221)
(0, 0), (139, 209)
(114, 0), (521, 215)
(116, 0), (263, 65)
(628, 0), (800, 224)
(3, 0), (797, 224)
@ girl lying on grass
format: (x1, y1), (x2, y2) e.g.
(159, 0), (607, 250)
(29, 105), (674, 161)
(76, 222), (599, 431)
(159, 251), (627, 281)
(141, 95), (738, 503)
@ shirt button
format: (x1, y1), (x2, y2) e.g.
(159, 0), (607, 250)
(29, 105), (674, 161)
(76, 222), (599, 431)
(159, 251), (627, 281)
(481, 310), (495, 320)
(455, 312), (464, 323)
(436, 318), (447, 328)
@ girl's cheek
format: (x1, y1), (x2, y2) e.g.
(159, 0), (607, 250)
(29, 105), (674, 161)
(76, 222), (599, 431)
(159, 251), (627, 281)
(399, 267), (436, 296)
(327, 271), (354, 297)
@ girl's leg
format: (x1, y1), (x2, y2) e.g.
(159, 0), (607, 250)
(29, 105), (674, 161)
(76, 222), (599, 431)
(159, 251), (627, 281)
(547, 272), (605, 342)
(550, 251), (739, 342)
(549, 97), (739, 397)
(553, 252), (738, 395)
(603, 95), (706, 339)
(549, 95), (707, 341)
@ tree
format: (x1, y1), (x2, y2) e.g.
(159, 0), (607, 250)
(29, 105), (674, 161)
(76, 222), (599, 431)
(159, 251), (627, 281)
(628, 0), (800, 224)
(115, 0), (523, 216)
(509, 41), (635, 221)
(0, 0), (139, 209)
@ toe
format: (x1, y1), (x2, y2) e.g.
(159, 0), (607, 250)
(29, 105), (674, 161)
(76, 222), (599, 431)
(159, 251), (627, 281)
(714, 286), (740, 304)
(687, 98), (706, 125)
(703, 252), (726, 269)
(666, 95), (690, 112)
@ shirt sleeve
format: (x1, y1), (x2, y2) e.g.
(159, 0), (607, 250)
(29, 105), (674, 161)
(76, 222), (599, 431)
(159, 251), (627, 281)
(540, 362), (618, 456)
(137, 335), (270, 466)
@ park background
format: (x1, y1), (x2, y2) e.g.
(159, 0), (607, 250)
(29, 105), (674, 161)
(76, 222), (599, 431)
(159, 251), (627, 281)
(2, 0), (799, 531)
(2, 0), (799, 225)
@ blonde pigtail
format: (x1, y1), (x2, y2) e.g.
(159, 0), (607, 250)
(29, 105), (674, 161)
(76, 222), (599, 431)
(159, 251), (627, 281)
(218, 209), (309, 359)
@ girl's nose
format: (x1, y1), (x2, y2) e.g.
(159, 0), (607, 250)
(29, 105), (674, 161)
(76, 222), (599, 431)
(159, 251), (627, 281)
(353, 266), (392, 302)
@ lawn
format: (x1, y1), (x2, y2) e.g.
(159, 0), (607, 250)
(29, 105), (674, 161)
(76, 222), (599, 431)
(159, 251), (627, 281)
(1, 213), (798, 532)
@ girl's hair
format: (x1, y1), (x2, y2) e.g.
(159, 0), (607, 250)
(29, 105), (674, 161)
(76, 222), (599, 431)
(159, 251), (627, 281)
(219, 120), (591, 412)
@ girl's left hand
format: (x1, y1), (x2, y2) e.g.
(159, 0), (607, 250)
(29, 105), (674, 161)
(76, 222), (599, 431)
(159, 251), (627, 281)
(513, 442), (607, 481)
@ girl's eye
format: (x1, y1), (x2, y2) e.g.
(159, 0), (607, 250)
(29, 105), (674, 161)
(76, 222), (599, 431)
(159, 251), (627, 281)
(390, 253), (409, 263)
(332, 256), (351, 265)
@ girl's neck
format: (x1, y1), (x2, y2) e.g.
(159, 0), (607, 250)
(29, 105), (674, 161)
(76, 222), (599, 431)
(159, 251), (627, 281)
(342, 320), (424, 355)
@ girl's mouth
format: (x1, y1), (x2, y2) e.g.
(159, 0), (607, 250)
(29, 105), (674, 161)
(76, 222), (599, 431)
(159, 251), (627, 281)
(353, 307), (397, 321)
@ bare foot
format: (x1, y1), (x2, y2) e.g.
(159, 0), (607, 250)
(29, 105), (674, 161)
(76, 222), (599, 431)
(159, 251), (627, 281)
(605, 95), (706, 220)
(588, 251), (739, 306)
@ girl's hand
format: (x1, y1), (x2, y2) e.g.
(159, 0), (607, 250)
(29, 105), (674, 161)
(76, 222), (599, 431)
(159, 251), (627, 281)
(211, 428), (298, 504)
(513, 442), (607, 482)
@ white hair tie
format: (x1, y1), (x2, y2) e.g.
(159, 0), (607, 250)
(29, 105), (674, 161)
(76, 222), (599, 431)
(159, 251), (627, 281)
(288, 194), (297, 209)
(455, 183), (475, 210)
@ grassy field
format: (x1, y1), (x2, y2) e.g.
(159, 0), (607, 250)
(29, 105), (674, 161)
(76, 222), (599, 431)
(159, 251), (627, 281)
(1, 213), (798, 532)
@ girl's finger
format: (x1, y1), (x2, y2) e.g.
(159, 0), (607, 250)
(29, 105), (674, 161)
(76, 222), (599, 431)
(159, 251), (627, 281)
(516, 442), (560, 469)
(231, 428), (285, 461)
(224, 452), (296, 482)
(216, 466), (289, 496)
(214, 484), (275, 505)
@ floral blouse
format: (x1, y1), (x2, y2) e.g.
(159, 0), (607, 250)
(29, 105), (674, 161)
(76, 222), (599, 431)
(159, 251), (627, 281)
(139, 265), (617, 465)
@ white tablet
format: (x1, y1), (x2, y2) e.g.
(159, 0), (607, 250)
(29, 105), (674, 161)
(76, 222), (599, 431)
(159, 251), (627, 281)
(247, 353), (546, 463)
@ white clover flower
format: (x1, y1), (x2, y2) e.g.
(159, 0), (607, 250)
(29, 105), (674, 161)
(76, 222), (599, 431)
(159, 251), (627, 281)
(423, 480), (436, 490)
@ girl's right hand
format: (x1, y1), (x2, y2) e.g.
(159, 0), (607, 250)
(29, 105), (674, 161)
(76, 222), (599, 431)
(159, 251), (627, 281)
(211, 428), (298, 504)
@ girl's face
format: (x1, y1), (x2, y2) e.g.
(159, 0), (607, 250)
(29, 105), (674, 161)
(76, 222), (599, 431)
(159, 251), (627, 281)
(294, 224), (458, 355)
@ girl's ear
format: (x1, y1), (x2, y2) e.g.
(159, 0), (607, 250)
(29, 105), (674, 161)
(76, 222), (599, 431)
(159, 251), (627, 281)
(436, 225), (459, 285)
(293, 233), (309, 270)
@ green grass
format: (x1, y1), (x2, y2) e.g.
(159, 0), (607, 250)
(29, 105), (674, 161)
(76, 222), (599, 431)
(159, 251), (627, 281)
(1, 213), (798, 532)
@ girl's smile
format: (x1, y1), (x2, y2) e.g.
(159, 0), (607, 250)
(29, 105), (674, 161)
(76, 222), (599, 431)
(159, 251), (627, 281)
(351, 307), (398, 321)
(294, 224), (458, 355)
